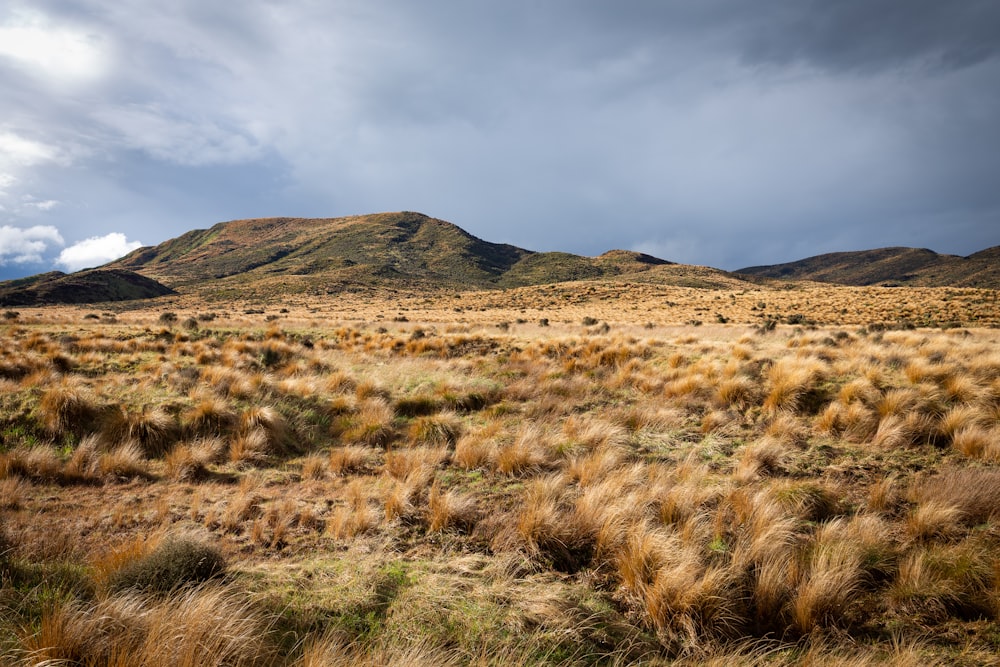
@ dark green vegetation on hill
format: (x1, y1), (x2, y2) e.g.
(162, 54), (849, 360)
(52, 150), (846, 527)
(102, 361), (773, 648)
(737, 246), (1000, 288)
(0, 269), (175, 306)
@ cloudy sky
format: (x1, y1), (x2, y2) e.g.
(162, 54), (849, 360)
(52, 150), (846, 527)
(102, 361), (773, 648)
(1, 1), (999, 279)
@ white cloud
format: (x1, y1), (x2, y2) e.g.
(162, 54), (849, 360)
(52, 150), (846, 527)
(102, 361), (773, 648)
(0, 224), (64, 265)
(22, 199), (59, 211)
(0, 131), (64, 167)
(0, 9), (108, 85)
(55, 232), (142, 272)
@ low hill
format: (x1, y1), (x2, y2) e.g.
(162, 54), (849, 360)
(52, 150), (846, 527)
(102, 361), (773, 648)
(109, 212), (682, 296)
(0, 269), (175, 307)
(736, 246), (1000, 288)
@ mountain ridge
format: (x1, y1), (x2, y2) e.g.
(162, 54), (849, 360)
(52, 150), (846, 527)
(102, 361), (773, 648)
(0, 269), (175, 307)
(109, 212), (678, 296)
(736, 246), (1000, 288)
(2, 213), (997, 306)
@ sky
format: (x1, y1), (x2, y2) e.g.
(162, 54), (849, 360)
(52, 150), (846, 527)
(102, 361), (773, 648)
(1, 1), (999, 279)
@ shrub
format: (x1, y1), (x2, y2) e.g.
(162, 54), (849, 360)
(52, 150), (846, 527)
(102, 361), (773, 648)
(108, 536), (226, 594)
(159, 312), (178, 324)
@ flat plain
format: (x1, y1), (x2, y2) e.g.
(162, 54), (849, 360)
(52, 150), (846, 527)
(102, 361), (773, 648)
(2, 278), (1000, 665)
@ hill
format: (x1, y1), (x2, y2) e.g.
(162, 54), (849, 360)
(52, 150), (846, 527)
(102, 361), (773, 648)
(0, 269), (175, 307)
(109, 212), (680, 296)
(736, 246), (1000, 288)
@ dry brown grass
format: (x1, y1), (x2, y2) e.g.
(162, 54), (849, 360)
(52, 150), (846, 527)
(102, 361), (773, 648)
(3, 290), (1000, 664)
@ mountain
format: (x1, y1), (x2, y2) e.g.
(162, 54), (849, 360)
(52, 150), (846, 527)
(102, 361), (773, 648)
(109, 212), (676, 296)
(0, 269), (175, 307)
(736, 246), (1000, 288)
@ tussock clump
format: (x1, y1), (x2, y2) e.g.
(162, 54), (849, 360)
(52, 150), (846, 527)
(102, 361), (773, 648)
(453, 432), (495, 470)
(951, 425), (1000, 460)
(342, 400), (396, 447)
(873, 412), (939, 449)
(732, 438), (787, 482)
(395, 395), (442, 417)
(514, 475), (593, 572)
(228, 406), (297, 465)
(329, 445), (377, 476)
(20, 586), (273, 667)
(913, 468), (1000, 526)
(383, 447), (446, 481)
(561, 415), (627, 453)
(567, 445), (626, 486)
(407, 412), (462, 447)
(427, 480), (478, 533)
(97, 442), (152, 481)
(106, 535), (226, 594)
(37, 378), (102, 435)
(495, 426), (551, 476)
(769, 480), (844, 522)
(101, 406), (179, 457)
(0, 446), (63, 482)
(300, 452), (327, 480)
(229, 429), (272, 466)
(715, 375), (759, 410)
(763, 358), (826, 414)
(165, 441), (216, 481)
(182, 395), (237, 438)
(790, 519), (866, 635)
(0, 476), (27, 509)
(892, 541), (998, 622)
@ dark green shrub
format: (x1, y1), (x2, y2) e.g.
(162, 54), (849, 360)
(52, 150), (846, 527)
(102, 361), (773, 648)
(108, 537), (226, 594)
(581, 316), (599, 326)
(159, 312), (178, 324)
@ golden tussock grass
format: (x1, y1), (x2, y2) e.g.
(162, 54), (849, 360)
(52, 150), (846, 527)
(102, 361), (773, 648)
(18, 586), (275, 667)
(3, 294), (1000, 664)
(494, 426), (551, 476)
(328, 444), (378, 476)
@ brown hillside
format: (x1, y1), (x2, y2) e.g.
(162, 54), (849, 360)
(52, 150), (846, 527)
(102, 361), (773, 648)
(108, 212), (700, 297)
(0, 269), (175, 307)
(736, 246), (1000, 288)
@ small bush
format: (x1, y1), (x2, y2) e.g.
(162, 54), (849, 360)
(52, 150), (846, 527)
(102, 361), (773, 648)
(108, 537), (226, 594)
(159, 312), (178, 324)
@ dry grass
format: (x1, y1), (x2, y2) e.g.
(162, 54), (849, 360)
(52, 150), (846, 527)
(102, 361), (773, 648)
(2, 290), (1000, 665)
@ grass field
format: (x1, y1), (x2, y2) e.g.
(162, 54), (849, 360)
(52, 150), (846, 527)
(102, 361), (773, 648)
(2, 280), (999, 665)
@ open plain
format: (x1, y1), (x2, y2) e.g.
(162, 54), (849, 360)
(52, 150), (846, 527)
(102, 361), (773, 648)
(2, 278), (1000, 665)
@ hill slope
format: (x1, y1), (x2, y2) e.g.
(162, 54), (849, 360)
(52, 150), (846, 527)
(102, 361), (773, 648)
(736, 246), (1000, 288)
(109, 212), (677, 295)
(0, 269), (175, 307)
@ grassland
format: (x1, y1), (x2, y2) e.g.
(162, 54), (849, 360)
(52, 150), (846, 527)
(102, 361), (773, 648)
(1, 279), (999, 666)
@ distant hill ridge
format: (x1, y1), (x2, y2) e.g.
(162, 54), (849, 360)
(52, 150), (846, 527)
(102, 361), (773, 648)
(0, 269), (175, 307)
(109, 212), (675, 294)
(3, 213), (997, 305)
(737, 246), (1000, 288)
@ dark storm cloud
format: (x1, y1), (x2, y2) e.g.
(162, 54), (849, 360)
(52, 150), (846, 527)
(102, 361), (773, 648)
(737, 0), (1000, 72)
(0, 0), (997, 275)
